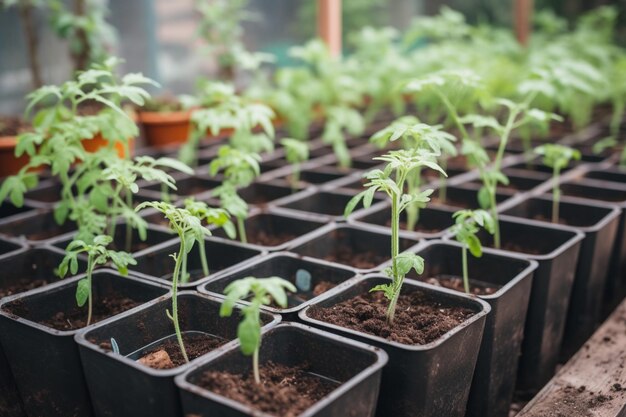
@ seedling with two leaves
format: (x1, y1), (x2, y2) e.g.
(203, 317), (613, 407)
(345, 149), (445, 324)
(219, 277), (296, 384)
(57, 235), (136, 327)
(280, 138), (309, 191)
(535, 144), (581, 223)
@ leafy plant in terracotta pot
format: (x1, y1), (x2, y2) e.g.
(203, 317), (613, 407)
(137, 96), (193, 149)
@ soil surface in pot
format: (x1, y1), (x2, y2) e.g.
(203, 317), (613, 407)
(323, 245), (385, 269)
(424, 274), (500, 296)
(4, 295), (141, 331)
(246, 229), (297, 247)
(138, 333), (227, 369)
(383, 219), (444, 234)
(309, 290), (474, 345)
(490, 241), (543, 256)
(0, 279), (50, 299)
(265, 280), (337, 309)
(0, 115), (29, 136)
(196, 361), (338, 417)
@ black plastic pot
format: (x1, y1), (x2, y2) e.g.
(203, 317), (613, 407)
(471, 216), (583, 392)
(210, 211), (325, 251)
(51, 223), (175, 255)
(75, 292), (280, 417)
(176, 322), (387, 417)
(275, 189), (383, 221)
(0, 201), (36, 222)
(414, 241), (536, 417)
(430, 184), (510, 210)
(130, 237), (262, 289)
(235, 181), (300, 206)
(559, 180), (626, 315)
(0, 346), (24, 417)
(0, 210), (77, 245)
(23, 180), (62, 207)
(349, 203), (457, 239)
(502, 195), (620, 359)
(288, 223), (419, 273)
(467, 173), (547, 195)
(300, 275), (489, 417)
(0, 270), (169, 417)
(199, 252), (357, 321)
(0, 237), (24, 259)
(137, 174), (221, 202)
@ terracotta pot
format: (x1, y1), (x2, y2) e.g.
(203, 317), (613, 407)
(138, 110), (192, 148)
(81, 133), (135, 158)
(0, 136), (29, 178)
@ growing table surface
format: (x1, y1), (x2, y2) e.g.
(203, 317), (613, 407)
(516, 299), (626, 417)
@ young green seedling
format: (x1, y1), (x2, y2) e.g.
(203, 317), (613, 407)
(345, 149), (445, 324)
(535, 144), (581, 223)
(280, 138), (309, 191)
(57, 235), (136, 326)
(184, 198), (236, 279)
(209, 145), (261, 243)
(135, 202), (212, 363)
(370, 116), (457, 229)
(219, 276), (296, 384)
(450, 209), (495, 294)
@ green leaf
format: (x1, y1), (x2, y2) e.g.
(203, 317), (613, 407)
(238, 312), (261, 356)
(75, 278), (90, 307)
(344, 191), (366, 217)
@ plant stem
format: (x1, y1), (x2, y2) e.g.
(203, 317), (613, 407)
(125, 191), (133, 252)
(462, 246), (470, 294)
(237, 217), (247, 244)
(170, 244), (189, 363)
(439, 158), (448, 203)
(386, 192), (401, 324)
(405, 168), (421, 231)
(489, 190), (500, 249)
(181, 247), (189, 284)
(291, 165), (300, 192)
(86, 255), (94, 326)
(199, 238), (209, 277)
(552, 166), (561, 224)
(253, 347), (260, 384)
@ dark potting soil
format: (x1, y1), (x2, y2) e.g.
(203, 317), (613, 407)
(139, 333), (227, 369)
(247, 229), (297, 247)
(267, 281), (337, 309)
(0, 279), (49, 299)
(3, 295), (141, 331)
(324, 246), (385, 269)
(0, 115), (30, 136)
(531, 214), (569, 227)
(424, 274), (500, 296)
(383, 219), (443, 234)
(495, 241), (544, 256)
(309, 290), (474, 345)
(196, 361), (338, 417)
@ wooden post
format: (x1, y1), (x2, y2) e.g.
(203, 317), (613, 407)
(318, 0), (342, 56)
(514, 0), (533, 47)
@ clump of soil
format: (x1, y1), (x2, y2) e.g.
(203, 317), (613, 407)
(0, 115), (30, 136)
(138, 333), (226, 369)
(38, 296), (140, 330)
(424, 274), (500, 296)
(196, 362), (338, 417)
(312, 281), (336, 297)
(309, 289), (475, 345)
(324, 245), (385, 269)
(523, 384), (613, 417)
(0, 279), (49, 299)
(248, 229), (297, 247)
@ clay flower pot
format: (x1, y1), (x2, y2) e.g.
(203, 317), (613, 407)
(138, 110), (192, 148)
(0, 136), (29, 177)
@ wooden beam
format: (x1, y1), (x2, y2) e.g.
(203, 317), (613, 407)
(514, 0), (533, 47)
(318, 0), (342, 56)
(517, 300), (626, 416)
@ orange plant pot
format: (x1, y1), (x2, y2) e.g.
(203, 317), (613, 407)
(138, 110), (192, 148)
(0, 136), (29, 178)
(81, 133), (135, 158)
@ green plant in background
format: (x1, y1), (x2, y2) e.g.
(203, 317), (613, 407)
(209, 145), (261, 244)
(49, 0), (117, 72)
(57, 235), (135, 326)
(135, 202), (212, 364)
(344, 149), (444, 324)
(280, 138), (309, 191)
(219, 277), (296, 384)
(180, 81), (275, 166)
(450, 209), (495, 294)
(370, 116), (456, 229)
(184, 198), (236, 280)
(535, 144), (581, 223)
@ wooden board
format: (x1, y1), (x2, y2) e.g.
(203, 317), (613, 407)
(518, 300), (626, 416)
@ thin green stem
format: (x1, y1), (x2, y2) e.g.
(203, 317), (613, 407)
(125, 191), (133, 252)
(405, 167), (421, 231)
(181, 247), (189, 284)
(253, 347), (260, 384)
(237, 217), (247, 244)
(199, 238), (209, 277)
(86, 255), (94, 326)
(386, 191), (401, 324)
(462, 246), (470, 294)
(170, 242), (189, 363)
(489, 189), (500, 249)
(439, 158), (448, 203)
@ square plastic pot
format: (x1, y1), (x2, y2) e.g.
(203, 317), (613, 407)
(467, 173), (547, 195)
(74, 292), (280, 417)
(559, 179), (626, 315)
(299, 276), (490, 417)
(0, 237), (24, 260)
(468, 216), (584, 392)
(130, 237), (262, 289)
(275, 189), (383, 222)
(502, 195), (620, 358)
(0, 201), (36, 223)
(199, 252), (358, 321)
(349, 202), (456, 239)
(0, 270), (169, 417)
(175, 322), (387, 417)
(23, 180), (62, 207)
(429, 184), (510, 210)
(210, 211), (325, 251)
(0, 210), (77, 245)
(287, 223), (419, 273)
(235, 181), (300, 206)
(413, 241), (536, 417)
(137, 174), (221, 202)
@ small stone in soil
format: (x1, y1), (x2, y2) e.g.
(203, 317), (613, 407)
(138, 349), (175, 369)
(139, 333), (227, 369)
(197, 362), (338, 417)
